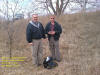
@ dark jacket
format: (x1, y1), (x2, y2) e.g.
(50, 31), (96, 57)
(26, 21), (46, 43)
(45, 21), (62, 41)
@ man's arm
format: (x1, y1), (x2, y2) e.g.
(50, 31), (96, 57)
(45, 23), (50, 34)
(41, 23), (46, 39)
(55, 23), (62, 35)
(26, 24), (32, 43)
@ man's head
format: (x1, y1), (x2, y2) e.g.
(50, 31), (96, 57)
(32, 14), (38, 22)
(50, 15), (55, 23)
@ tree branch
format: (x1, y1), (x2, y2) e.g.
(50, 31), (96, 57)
(49, 0), (56, 15)
(62, 0), (70, 12)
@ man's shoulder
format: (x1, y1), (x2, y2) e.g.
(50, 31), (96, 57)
(46, 22), (51, 25)
(38, 22), (42, 25)
(55, 21), (60, 25)
(28, 21), (41, 26)
(55, 21), (62, 28)
(28, 21), (32, 26)
(27, 23), (31, 27)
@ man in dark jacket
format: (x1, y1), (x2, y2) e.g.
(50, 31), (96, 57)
(45, 15), (62, 62)
(26, 14), (46, 66)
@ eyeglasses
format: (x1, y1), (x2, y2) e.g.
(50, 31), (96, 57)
(34, 17), (38, 18)
(50, 18), (54, 19)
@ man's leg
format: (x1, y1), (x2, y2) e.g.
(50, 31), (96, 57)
(38, 39), (43, 65)
(54, 40), (61, 61)
(49, 37), (56, 60)
(31, 40), (39, 66)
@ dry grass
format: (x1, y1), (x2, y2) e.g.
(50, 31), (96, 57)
(0, 11), (100, 75)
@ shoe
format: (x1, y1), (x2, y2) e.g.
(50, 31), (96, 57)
(37, 64), (42, 67)
(55, 59), (61, 62)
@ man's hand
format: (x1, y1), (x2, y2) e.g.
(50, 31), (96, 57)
(48, 31), (52, 34)
(51, 31), (55, 35)
(45, 38), (48, 41)
(48, 31), (55, 35)
(28, 43), (33, 46)
(42, 38), (48, 43)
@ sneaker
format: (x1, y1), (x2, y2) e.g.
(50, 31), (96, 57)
(55, 59), (61, 62)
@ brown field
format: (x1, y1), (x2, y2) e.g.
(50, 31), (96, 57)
(0, 11), (100, 75)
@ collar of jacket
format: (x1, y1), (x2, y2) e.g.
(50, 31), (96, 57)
(49, 21), (58, 25)
(29, 21), (40, 28)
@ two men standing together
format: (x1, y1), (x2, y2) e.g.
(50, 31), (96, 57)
(26, 14), (62, 67)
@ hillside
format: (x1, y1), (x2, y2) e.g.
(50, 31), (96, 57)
(0, 11), (100, 75)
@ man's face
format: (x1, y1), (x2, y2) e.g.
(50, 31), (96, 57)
(32, 14), (38, 22)
(50, 16), (55, 23)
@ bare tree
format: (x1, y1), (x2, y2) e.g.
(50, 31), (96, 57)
(73, 0), (99, 12)
(0, 0), (24, 58)
(24, 0), (99, 16)
(0, 0), (24, 21)
(33, 0), (70, 16)
(0, 0), (12, 58)
(78, 0), (88, 11)
(9, 0), (24, 22)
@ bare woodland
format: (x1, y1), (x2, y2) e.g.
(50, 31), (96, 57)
(0, 0), (100, 75)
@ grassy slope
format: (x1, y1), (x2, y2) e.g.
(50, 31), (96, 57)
(0, 11), (100, 75)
